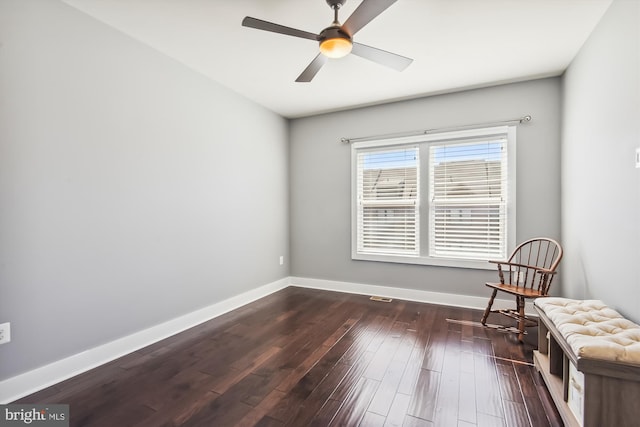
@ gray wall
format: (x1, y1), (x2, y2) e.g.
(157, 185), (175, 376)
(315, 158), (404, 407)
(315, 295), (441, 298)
(0, 0), (289, 380)
(290, 79), (561, 296)
(561, 0), (640, 321)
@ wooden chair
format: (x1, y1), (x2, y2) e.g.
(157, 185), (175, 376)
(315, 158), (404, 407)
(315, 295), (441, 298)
(481, 237), (563, 342)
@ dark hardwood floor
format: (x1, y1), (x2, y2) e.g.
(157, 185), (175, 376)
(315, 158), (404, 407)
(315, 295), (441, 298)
(17, 286), (562, 426)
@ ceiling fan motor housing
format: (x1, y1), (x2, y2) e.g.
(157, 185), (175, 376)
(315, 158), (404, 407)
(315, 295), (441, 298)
(318, 25), (352, 44)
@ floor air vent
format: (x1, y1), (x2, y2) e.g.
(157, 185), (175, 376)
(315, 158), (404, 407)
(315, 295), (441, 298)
(369, 296), (393, 303)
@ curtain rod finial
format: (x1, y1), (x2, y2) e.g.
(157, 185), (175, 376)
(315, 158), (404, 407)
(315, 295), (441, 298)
(522, 115), (532, 123)
(340, 137), (350, 144)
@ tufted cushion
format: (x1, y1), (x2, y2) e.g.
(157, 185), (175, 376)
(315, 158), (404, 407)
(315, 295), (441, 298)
(534, 297), (640, 364)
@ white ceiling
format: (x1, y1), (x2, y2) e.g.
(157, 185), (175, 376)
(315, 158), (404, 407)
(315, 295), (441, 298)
(62, 0), (612, 118)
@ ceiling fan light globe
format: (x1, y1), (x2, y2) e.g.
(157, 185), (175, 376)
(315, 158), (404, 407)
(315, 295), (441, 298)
(320, 37), (353, 58)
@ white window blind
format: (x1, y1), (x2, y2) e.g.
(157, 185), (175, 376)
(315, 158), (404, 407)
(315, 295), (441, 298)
(356, 147), (419, 256)
(428, 137), (508, 260)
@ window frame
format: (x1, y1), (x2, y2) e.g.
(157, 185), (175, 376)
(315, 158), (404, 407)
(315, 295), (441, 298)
(351, 125), (516, 270)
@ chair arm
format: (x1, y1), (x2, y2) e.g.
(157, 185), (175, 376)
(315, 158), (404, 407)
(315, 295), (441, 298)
(535, 268), (557, 275)
(489, 260), (555, 274)
(489, 261), (551, 273)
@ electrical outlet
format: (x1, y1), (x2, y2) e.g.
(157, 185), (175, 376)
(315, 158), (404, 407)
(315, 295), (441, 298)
(0, 322), (10, 345)
(279, 256), (284, 266)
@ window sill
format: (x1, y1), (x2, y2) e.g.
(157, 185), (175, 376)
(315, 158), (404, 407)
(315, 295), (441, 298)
(352, 252), (496, 270)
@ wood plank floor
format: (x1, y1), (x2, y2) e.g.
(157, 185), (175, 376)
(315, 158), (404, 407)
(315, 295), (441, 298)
(17, 287), (563, 426)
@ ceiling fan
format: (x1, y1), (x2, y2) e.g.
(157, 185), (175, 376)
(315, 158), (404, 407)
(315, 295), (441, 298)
(242, 0), (413, 82)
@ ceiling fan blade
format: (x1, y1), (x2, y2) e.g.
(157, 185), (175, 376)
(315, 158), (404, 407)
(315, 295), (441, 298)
(295, 54), (328, 82)
(342, 0), (397, 36)
(242, 17), (318, 41)
(351, 42), (413, 71)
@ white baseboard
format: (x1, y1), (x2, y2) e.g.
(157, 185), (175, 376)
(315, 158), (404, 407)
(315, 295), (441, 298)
(290, 276), (534, 314)
(0, 277), (289, 404)
(1, 275), (533, 404)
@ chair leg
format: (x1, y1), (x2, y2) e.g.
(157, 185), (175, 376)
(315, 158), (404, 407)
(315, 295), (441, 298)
(517, 296), (525, 342)
(482, 289), (498, 325)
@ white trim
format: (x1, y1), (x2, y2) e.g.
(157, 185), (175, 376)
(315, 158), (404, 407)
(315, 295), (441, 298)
(351, 252), (495, 270)
(290, 276), (535, 314)
(505, 126), (517, 254)
(0, 278), (289, 404)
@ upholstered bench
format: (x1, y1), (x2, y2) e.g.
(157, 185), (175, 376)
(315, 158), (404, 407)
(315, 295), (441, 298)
(535, 298), (640, 363)
(532, 297), (640, 427)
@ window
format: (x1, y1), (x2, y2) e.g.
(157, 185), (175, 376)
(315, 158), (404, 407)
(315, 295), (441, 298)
(429, 139), (507, 260)
(351, 126), (516, 269)
(356, 147), (419, 256)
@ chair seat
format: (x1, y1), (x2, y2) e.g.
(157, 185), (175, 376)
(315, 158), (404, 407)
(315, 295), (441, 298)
(485, 282), (545, 298)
